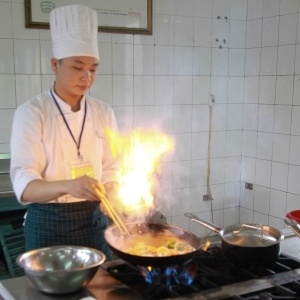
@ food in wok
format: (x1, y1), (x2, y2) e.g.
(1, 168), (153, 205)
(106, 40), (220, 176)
(121, 232), (196, 257)
(105, 223), (201, 267)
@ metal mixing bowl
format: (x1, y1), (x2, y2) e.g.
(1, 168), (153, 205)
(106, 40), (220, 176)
(16, 245), (106, 294)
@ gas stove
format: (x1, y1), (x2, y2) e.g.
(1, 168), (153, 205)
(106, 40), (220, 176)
(101, 234), (300, 300)
(1, 232), (300, 300)
(102, 250), (300, 299)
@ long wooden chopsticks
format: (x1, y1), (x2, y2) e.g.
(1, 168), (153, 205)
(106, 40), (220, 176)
(94, 187), (130, 235)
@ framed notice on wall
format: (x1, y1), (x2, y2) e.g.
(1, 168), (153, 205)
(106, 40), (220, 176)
(25, 0), (153, 35)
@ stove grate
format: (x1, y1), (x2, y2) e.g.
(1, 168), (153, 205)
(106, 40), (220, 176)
(104, 246), (300, 300)
(230, 280), (300, 300)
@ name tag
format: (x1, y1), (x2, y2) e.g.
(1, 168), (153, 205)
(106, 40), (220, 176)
(70, 157), (94, 179)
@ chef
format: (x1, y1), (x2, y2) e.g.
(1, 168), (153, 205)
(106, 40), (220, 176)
(10, 4), (118, 260)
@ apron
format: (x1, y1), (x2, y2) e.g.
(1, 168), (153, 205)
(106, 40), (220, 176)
(24, 201), (112, 260)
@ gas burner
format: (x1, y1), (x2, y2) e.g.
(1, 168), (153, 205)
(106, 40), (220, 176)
(102, 245), (300, 300)
(139, 261), (197, 285)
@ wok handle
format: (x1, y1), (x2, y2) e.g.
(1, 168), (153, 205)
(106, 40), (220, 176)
(285, 218), (300, 238)
(184, 213), (222, 234)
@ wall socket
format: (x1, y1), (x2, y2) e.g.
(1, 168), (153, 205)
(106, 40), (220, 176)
(203, 195), (213, 201)
(245, 182), (253, 190)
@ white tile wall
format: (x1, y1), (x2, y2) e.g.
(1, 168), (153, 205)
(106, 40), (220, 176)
(245, 48), (261, 75)
(256, 132), (273, 160)
(229, 49), (245, 76)
(244, 76), (259, 103)
(0, 75), (15, 108)
(241, 0), (300, 229)
(274, 105), (292, 134)
(0, 2), (13, 38)
(0, 40), (14, 73)
(194, 18), (212, 47)
(260, 47), (277, 75)
(259, 76), (276, 104)
(272, 134), (290, 163)
(1, 0), (300, 236)
(229, 20), (246, 48)
(246, 19), (262, 48)
(280, 0), (299, 15)
(277, 45), (296, 75)
(242, 130), (257, 157)
(279, 14), (297, 45)
(263, 0), (280, 18)
(230, 0), (247, 20)
(262, 17), (279, 47)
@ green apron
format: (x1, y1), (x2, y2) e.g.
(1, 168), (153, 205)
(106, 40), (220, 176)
(24, 201), (112, 260)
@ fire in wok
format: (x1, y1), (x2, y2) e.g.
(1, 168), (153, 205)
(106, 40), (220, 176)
(104, 222), (201, 267)
(103, 128), (201, 266)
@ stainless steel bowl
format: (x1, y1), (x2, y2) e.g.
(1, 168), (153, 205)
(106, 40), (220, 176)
(16, 246), (106, 294)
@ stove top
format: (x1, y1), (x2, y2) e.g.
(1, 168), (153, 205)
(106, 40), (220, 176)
(102, 245), (300, 300)
(1, 234), (300, 300)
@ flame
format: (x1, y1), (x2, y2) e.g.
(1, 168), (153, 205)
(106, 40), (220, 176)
(105, 128), (174, 213)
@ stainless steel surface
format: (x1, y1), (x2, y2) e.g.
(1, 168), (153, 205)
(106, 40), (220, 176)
(285, 218), (300, 238)
(0, 154), (10, 174)
(0, 154), (14, 198)
(185, 213), (284, 246)
(1, 233), (300, 300)
(0, 174), (14, 198)
(0, 282), (15, 300)
(185, 212), (222, 232)
(16, 246), (106, 295)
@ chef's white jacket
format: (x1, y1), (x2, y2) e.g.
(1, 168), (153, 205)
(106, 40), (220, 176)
(10, 89), (119, 204)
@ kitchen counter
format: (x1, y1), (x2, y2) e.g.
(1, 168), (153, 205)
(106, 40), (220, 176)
(0, 262), (142, 300)
(0, 230), (299, 300)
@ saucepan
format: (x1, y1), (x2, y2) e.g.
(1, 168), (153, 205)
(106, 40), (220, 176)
(185, 213), (284, 267)
(104, 222), (201, 267)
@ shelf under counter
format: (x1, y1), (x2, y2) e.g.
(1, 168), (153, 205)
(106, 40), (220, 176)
(0, 196), (26, 280)
(0, 196), (25, 213)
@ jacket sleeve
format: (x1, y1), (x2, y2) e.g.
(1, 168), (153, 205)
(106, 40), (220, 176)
(10, 101), (46, 203)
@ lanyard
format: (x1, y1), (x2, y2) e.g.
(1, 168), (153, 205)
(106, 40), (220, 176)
(50, 90), (87, 159)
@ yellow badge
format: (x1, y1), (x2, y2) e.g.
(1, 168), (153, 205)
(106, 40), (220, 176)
(70, 158), (94, 179)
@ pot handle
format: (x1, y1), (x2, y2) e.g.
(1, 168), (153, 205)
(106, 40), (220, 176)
(285, 218), (300, 238)
(233, 224), (269, 240)
(184, 213), (222, 234)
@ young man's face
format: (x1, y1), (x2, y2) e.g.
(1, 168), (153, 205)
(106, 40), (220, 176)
(51, 56), (99, 101)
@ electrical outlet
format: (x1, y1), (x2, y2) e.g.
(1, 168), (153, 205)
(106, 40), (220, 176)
(208, 94), (215, 106)
(245, 182), (253, 190)
(203, 195), (213, 201)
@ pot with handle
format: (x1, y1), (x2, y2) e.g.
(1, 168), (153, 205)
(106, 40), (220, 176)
(104, 222), (201, 267)
(185, 213), (284, 267)
(285, 218), (300, 238)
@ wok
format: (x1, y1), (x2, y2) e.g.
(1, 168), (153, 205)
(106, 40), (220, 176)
(185, 213), (284, 267)
(104, 222), (201, 267)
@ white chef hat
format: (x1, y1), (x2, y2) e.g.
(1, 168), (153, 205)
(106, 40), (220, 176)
(50, 4), (99, 60)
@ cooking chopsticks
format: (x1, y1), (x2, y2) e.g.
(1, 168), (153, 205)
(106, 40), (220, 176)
(94, 187), (130, 235)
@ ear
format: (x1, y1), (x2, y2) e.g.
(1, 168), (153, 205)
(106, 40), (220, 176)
(51, 58), (59, 73)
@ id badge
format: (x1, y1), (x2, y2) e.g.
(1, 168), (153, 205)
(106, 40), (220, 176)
(70, 157), (94, 179)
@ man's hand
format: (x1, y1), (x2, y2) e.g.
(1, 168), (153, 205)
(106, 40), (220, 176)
(68, 175), (105, 201)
